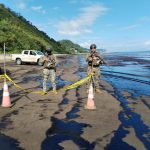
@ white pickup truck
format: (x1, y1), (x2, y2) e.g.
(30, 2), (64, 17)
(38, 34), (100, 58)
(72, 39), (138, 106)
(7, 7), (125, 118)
(11, 50), (44, 65)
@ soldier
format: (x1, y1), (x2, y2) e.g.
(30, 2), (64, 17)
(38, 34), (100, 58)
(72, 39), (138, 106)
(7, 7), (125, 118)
(41, 48), (56, 92)
(86, 44), (104, 93)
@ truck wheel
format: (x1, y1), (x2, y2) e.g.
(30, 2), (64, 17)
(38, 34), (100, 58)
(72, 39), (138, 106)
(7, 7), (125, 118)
(16, 58), (22, 65)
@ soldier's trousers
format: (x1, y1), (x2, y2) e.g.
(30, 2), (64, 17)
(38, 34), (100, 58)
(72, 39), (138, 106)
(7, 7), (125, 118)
(86, 66), (100, 90)
(43, 68), (56, 92)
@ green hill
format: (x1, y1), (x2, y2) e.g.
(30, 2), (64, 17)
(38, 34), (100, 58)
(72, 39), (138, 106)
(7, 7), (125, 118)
(58, 40), (86, 54)
(0, 4), (85, 54)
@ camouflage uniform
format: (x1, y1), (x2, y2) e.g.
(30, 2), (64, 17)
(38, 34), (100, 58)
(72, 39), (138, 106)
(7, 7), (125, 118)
(42, 54), (56, 92)
(86, 51), (104, 92)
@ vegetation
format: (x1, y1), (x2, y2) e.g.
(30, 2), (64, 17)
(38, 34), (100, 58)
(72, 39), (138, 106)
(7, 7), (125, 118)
(58, 40), (86, 54)
(0, 4), (85, 54)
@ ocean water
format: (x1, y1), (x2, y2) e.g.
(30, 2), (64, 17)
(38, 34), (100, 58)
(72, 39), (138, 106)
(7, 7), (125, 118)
(101, 51), (150, 97)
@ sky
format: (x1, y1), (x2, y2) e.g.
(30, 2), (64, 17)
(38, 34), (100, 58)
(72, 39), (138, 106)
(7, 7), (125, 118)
(0, 0), (150, 52)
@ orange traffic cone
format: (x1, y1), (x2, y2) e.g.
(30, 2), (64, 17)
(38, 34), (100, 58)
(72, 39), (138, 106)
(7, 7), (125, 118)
(1, 81), (11, 107)
(84, 83), (96, 110)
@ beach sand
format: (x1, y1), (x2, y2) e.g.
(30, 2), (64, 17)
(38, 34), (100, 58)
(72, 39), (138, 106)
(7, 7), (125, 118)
(0, 55), (149, 150)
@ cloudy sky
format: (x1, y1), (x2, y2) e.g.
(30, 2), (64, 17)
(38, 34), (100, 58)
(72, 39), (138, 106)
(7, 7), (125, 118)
(0, 0), (150, 52)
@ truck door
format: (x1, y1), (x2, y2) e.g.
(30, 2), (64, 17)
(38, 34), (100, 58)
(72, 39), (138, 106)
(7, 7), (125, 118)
(29, 51), (37, 62)
(22, 50), (29, 62)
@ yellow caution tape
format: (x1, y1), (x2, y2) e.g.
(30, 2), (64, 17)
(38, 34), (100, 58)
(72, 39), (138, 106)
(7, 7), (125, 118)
(4, 74), (45, 95)
(0, 74), (5, 79)
(1, 73), (93, 95)
(43, 72), (93, 94)
(56, 73), (93, 92)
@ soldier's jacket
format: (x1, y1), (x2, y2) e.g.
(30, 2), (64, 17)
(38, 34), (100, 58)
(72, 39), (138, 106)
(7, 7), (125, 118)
(41, 55), (56, 70)
(86, 52), (104, 67)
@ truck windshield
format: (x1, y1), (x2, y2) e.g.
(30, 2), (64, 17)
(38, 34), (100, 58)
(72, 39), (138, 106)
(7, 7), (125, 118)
(36, 51), (44, 55)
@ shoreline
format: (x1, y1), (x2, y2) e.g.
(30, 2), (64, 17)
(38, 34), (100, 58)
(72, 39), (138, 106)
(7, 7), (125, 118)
(0, 54), (149, 150)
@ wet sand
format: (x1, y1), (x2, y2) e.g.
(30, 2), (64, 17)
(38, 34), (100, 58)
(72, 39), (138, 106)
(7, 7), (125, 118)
(0, 55), (149, 150)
